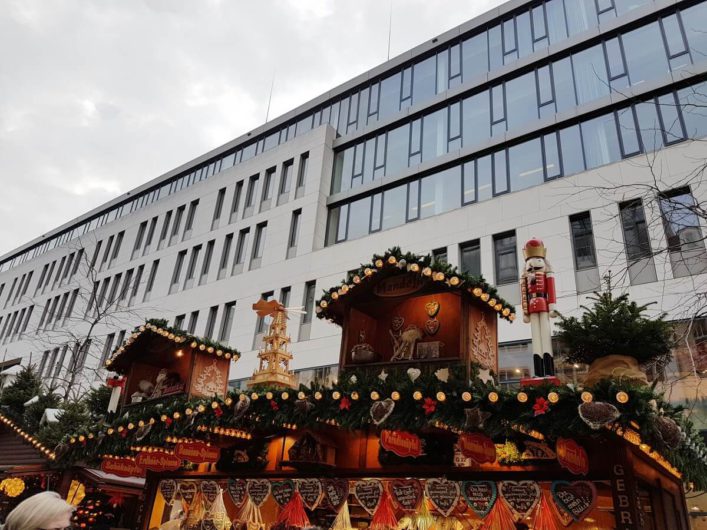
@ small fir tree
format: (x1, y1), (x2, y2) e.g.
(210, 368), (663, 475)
(0, 366), (42, 422)
(555, 291), (674, 370)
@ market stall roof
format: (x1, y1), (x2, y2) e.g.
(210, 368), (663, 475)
(315, 247), (516, 325)
(77, 468), (145, 494)
(0, 412), (54, 471)
(105, 319), (240, 374)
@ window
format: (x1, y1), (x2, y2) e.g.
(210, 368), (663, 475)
(279, 286), (291, 308)
(255, 291), (274, 334)
(106, 273), (122, 306)
(169, 205), (185, 246)
(572, 45), (609, 106)
(188, 311), (199, 334)
(200, 240), (215, 285)
(659, 188), (707, 277)
(581, 112), (620, 169)
(158, 211), (172, 250)
(219, 301), (236, 341)
(143, 260), (159, 302)
(51, 258), (65, 291)
(35, 265), (48, 296)
(287, 210), (301, 259)
(494, 232), (518, 284)
(99, 236), (113, 271)
(108, 231), (124, 269)
(419, 166), (461, 218)
(128, 265), (144, 306)
(261, 168), (275, 211)
(460, 240), (481, 276)
(132, 221), (147, 260)
(101, 333), (116, 365)
(204, 306), (218, 339)
(183, 245), (202, 290)
(251, 223), (267, 269)
(143, 217), (158, 256)
(20, 305), (33, 335)
(278, 160), (294, 204)
(183, 200), (199, 240)
(244, 175), (259, 217)
(174, 314), (186, 330)
(301, 281), (316, 325)
(63, 289), (78, 325)
(620, 200), (653, 261)
(212, 188), (226, 230)
(570, 213), (598, 270)
(230, 181), (244, 223)
(231, 229), (249, 275)
(432, 247), (448, 264)
(622, 22), (670, 87)
(508, 138), (544, 192)
(295, 153), (309, 197)
(70, 248), (83, 279)
(169, 250), (187, 295)
(218, 234), (234, 280)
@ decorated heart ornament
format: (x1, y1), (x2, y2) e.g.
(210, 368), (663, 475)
(370, 399), (395, 425)
(461, 481), (497, 518)
(551, 481), (597, 522)
(390, 479), (423, 512)
(159, 479), (177, 504)
(425, 478), (460, 517)
(234, 395), (251, 420)
(391, 316), (405, 331)
(178, 481), (197, 506)
(500, 481), (541, 520)
(200, 480), (220, 505)
(424, 319), (440, 335)
(227, 479), (247, 507)
(271, 480), (296, 507)
(354, 479), (383, 515)
(246, 479), (271, 507)
(407, 368), (421, 382)
(322, 478), (349, 511)
(296, 478), (323, 510)
(425, 301), (440, 317)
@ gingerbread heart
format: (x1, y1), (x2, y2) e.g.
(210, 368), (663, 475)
(500, 481), (541, 520)
(391, 316), (405, 331)
(425, 301), (440, 317)
(354, 479), (383, 515)
(551, 481), (597, 522)
(370, 399), (395, 425)
(424, 319), (440, 335)
(322, 478), (349, 511)
(270, 480), (295, 507)
(461, 481), (496, 518)
(296, 478), (323, 510)
(227, 479), (247, 507)
(390, 479), (423, 512)
(200, 480), (220, 505)
(178, 481), (197, 505)
(246, 479), (271, 507)
(159, 479), (176, 504)
(425, 478), (460, 517)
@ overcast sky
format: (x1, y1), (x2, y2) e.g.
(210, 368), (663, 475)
(0, 0), (503, 256)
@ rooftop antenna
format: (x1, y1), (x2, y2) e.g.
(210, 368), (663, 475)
(387, 0), (393, 61)
(265, 71), (276, 123)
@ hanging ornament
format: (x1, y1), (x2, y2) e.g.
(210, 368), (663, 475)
(354, 479), (384, 515)
(407, 368), (422, 382)
(204, 487), (231, 530)
(330, 501), (354, 530)
(234, 395), (251, 420)
(371, 490), (398, 530)
(340, 395), (352, 411)
(135, 422), (152, 441)
(461, 481), (496, 518)
(499, 481), (541, 521)
(533, 490), (562, 530)
(482, 497), (516, 530)
(378, 370), (389, 382)
(477, 369), (494, 385)
(322, 478), (349, 512)
(295, 397), (315, 414)
(235, 497), (264, 530)
(159, 479), (177, 505)
(414, 498), (436, 530)
(464, 407), (491, 430)
(434, 368), (450, 383)
(533, 397), (550, 416)
(655, 416), (681, 448)
(422, 397), (437, 415)
(350, 375), (358, 384)
(370, 399), (395, 425)
(424, 478), (460, 517)
(295, 478), (323, 510)
(277, 491), (311, 528)
(550, 481), (597, 523)
(227, 479), (248, 507)
(200, 481), (220, 507)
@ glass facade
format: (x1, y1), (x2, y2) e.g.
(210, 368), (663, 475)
(327, 79), (707, 245)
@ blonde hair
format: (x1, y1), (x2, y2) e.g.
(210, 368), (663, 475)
(3, 491), (74, 530)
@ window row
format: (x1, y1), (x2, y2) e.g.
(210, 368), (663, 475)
(326, 79), (707, 245)
(332, 4), (707, 194)
(38, 338), (97, 389)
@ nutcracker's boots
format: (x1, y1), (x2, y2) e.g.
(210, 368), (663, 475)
(543, 353), (555, 376)
(533, 353), (545, 377)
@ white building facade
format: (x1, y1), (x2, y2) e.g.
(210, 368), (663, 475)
(1, 0), (707, 411)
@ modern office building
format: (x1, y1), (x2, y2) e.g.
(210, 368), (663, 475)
(1, 0), (707, 417)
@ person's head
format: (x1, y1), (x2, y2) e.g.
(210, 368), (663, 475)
(4, 491), (74, 530)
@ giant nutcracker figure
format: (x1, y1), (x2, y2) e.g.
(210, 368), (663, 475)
(520, 238), (557, 377)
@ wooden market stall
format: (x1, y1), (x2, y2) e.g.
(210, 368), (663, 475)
(60, 249), (703, 530)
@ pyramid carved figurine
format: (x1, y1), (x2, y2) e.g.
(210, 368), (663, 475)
(247, 299), (298, 388)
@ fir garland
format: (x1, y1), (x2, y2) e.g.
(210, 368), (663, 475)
(57, 364), (707, 490)
(315, 247), (515, 323)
